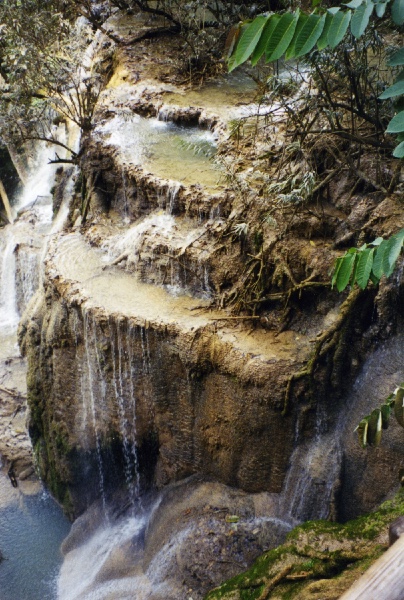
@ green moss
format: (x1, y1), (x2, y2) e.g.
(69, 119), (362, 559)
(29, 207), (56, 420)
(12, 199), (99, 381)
(204, 490), (404, 600)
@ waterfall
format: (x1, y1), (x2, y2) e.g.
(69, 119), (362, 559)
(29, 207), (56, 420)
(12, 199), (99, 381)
(0, 229), (19, 332)
(110, 318), (141, 507)
(0, 133), (75, 340)
(82, 310), (108, 517)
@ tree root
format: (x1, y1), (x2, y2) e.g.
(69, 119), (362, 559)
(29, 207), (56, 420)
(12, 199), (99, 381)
(256, 565), (293, 600)
(282, 287), (362, 416)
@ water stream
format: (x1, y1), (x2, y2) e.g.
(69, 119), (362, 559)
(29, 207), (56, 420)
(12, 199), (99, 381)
(0, 141), (72, 600)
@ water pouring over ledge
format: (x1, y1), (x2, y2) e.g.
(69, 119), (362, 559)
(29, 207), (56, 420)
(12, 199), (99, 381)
(0, 140), (74, 600)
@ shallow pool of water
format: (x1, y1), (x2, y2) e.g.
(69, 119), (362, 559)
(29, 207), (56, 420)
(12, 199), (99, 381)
(0, 473), (70, 600)
(96, 115), (224, 191)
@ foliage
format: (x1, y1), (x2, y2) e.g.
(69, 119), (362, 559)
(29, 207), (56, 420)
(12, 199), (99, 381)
(0, 1), (112, 159)
(227, 0), (404, 156)
(331, 227), (404, 454)
(356, 383), (404, 448)
(331, 228), (404, 291)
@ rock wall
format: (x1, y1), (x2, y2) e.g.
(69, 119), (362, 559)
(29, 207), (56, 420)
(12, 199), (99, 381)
(17, 3), (404, 529)
(19, 270), (303, 517)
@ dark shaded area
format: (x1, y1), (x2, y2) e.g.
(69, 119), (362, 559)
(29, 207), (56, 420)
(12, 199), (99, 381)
(0, 145), (20, 202)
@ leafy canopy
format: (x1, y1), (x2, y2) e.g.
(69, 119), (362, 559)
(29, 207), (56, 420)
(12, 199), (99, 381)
(227, 0), (404, 157)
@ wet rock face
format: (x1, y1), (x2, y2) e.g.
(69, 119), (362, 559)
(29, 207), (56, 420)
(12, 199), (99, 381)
(59, 479), (292, 600)
(19, 281), (298, 517)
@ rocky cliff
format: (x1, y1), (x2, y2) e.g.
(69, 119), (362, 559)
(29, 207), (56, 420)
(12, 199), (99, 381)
(15, 7), (404, 598)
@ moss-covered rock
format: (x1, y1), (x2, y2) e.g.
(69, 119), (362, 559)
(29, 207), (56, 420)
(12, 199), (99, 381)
(205, 490), (404, 600)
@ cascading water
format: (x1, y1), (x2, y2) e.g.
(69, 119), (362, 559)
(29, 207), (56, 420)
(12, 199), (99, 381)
(82, 310), (109, 517)
(0, 139), (75, 600)
(0, 229), (19, 332)
(110, 318), (140, 507)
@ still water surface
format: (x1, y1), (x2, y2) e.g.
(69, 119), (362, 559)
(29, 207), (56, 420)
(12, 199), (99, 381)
(0, 473), (70, 600)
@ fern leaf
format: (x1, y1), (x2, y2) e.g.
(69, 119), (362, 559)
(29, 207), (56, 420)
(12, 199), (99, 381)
(345, 0), (364, 8)
(356, 417), (369, 448)
(381, 402), (393, 429)
(375, 1), (389, 17)
(394, 387), (404, 428)
(367, 408), (382, 446)
(331, 255), (344, 289)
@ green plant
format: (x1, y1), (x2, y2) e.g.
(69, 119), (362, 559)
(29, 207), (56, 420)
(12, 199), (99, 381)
(331, 228), (404, 291)
(227, 0), (404, 156)
(330, 229), (404, 452)
(356, 383), (404, 447)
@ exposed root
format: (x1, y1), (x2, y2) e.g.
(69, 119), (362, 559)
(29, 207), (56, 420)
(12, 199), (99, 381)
(256, 565), (293, 600)
(282, 287), (363, 416)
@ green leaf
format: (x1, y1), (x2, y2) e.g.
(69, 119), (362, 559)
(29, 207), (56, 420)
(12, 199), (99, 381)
(335, 250), (357, 291)
(317, 11), (334, 50)
(328, 10), (352, 48)
(251, 15), (280, 66)
(381, 402), (392, 429)
(345, 0), (364, 8)
(356, 417), (369, 448)
(394, 387), (404, 428)
(351, 251), (361, 286)
(285, 13), (308, 59)
(370, 237), (384, 246)
(351, 0), (374, 38)
(367, 408), (382, 446)
(379, 79), (404, 99)
(383, 229), (404, 276)
(331, 256), (344, 288)
(375, 1), (388, 17)
(355, 247), (374, 289)
(229, 15), (269, 72)
(393, 141), (404, 157)
(294, 13), (326, 57)
(392, 0), (404, 25)
(372, 238), (389, 279)
(386, 110), (404, 133)
(265, 11), (300, 62)
(388, 48), (404, 67)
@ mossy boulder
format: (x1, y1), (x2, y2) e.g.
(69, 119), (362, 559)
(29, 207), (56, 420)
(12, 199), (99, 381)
(205, 490), (404, 600)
